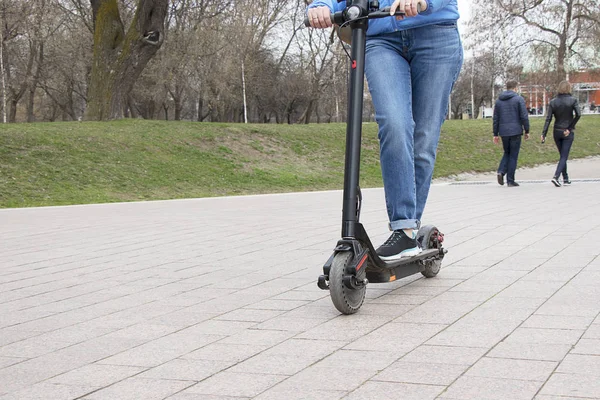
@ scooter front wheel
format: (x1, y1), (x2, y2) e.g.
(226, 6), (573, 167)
(418, 225), (443, 278)
(329, 252), (366, 314)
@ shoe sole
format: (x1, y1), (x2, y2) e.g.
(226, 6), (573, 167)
(551, 180), (561, 187)
(379, 247), (422, 261)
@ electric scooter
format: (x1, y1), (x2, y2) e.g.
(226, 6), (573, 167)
(305, 0), (446, 315)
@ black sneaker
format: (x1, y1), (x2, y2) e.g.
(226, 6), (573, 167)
(497, 173), (505, 186)
(551, 178), (561, 187)
(507, 182), (520, 187)
(563, 179), (571, 185)
(376, 230), (422, 261)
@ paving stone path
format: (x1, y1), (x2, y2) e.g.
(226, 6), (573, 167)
(1, 179), (599, 399)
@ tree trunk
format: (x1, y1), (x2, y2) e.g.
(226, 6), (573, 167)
(174, 97), (181, 121)
(199, 99), (211, 121)
(556, 38), (567, 81)
(8, 98), (17, 122)
(85, 0), (168, 120)
(26, 41), (44, 122)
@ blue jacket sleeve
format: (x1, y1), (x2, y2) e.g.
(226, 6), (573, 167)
(493, 101), (499, 136)
(519, 97), (530, 133)
(307, 0), (345, 13)
(421, 0), (454, 15)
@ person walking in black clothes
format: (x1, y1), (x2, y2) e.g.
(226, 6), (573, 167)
(493, 80), (530, 187)
(541, 80), (581, 187)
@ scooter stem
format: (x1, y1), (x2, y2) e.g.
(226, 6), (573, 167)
(341, 17), (368, 239)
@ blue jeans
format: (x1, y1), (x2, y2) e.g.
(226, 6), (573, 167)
(498, 135), (522, 184)
(553, 128), (573, 180)
(365, 23), (463, 231)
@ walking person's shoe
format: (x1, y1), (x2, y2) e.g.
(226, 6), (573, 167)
(507, 182), (520, 187)
(497, 173), (505, 186)
(376, 230), (422, 261)
(563, 179), (571, 185)
(551, 177), (562, 187)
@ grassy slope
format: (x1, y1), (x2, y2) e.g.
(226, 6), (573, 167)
(1, 116), (599, 207)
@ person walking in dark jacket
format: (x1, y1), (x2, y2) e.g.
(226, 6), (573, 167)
(541, 80), (581, 187)
(493, 80), (530, 187)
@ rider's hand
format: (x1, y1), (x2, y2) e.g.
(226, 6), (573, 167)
(524, 133), (530, 141)
(540, 135), (545, 143)
(308, 6), (332, 29)
(493, 136), (500, 145)
(390, 0), (426, 20)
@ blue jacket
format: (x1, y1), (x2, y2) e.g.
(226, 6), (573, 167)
(493, 91), (530, 137)
(307, 0), (459, 36)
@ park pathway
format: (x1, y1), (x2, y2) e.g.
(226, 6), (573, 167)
(1, 178), (600, 399)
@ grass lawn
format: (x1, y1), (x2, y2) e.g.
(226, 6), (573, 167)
(1, 116), (599, 207)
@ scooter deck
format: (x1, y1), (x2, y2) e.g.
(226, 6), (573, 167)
(365, 248), (440, 283)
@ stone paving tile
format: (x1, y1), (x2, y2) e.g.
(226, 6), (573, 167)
(80, 377), (195, 400)
(465, 357), (557, 381)
(47, 364), (145, 387)
(254, 388), (347, 400)
(345, 322), (447, 352)
(369, 293), (432, 305)
(0, 328), (41, 347)
(252, 315), (331, 332)
(168, 394), (252, 400)
(217, 328), (297, 346)
(400, 344), (489, 365)
(243, 299), (310, 311)
(351, 303), (417, 317)
(182, 342), (270, 362)
(583, 323), (600, 339)
(426, 321), (518, 348)
(268, 366), (377, 393)
(556, 354), (600, 376)
(374, 360), (468, 385)
(228, 338), (346, 376)
(0, 357), (26, 370)
(487, 342), (572, 361)
(433, 289), (494, 303)
(440, 375), (544, 400)
(0, 383), (98, 400)
(179, 371), (287, 397)
(571, 338), (600, 355)
(138, 358), (232, 380)
(503, 327), (585, 345)
(393, 299), (480, 325)
(315, 349), (399, 370)
(96, 334), (225, 367)
(297, 315), (392, 342)
(521, 314), (595, 330)
(0, 359), (79, 395)
(345, 381), (445, 400)
(539, 373), (600, 398)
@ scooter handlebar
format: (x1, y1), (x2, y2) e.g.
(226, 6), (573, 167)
(304, 1), (426, 28)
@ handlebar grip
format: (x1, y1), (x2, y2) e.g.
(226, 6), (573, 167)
(304, 13), (335, 27)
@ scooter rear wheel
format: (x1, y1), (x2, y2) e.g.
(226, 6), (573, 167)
(418, 225), (442, 278)
(329, 252), (366, 314)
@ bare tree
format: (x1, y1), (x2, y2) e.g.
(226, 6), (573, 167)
(469, 0), (600, 80)
(85, 0), (168, 120)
